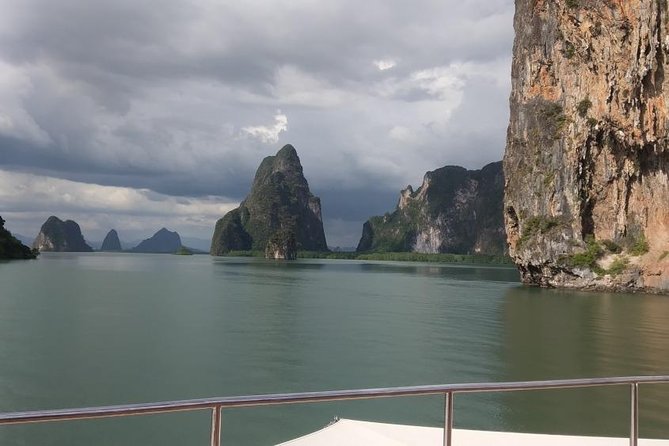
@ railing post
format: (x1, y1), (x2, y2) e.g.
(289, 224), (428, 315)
(443, 391), (453, 446)
(630, 383), (638, 446)
(210, 405), (222, 446)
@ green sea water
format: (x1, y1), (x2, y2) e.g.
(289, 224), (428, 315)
(0, 253), (668, 445)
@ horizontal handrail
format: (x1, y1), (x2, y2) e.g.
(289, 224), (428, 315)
(0, 375), (666, 425)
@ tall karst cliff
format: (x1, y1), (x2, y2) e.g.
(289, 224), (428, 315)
(358, 162), (506, 255)
(210, 145), (328, 257)
(505, 0), (669, 291)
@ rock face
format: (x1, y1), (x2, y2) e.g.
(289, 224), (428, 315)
(357, 162), (506, 255)
(265, 229), (298, 260)
(100, 229), (122, 251)
(0, 216), (37, 259)
(210, 145), (328, 256)
(33, 216), (93, 252)
(505, 0), (669, 291)
(131, 228), (182, 253)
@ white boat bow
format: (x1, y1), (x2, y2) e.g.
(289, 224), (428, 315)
(277, 418), (669, 446)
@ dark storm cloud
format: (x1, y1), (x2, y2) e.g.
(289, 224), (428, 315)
(2, 0), (512, 82)
(0, 140), (255, 199)
(318, 188), (400, 222)
(0, 0), (515, 244)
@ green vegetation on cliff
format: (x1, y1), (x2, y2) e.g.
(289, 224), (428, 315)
(210, 208), (252, 252)
(211, 145), (328, 256)
(175, 246), (193, 255)
(0, 216), (37, 260)
(560, 234), (642, 277)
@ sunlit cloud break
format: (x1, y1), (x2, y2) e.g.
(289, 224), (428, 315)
(374, 59), (397, 71)
(0, 170), (236, 217)
(241, 112), (288, 143)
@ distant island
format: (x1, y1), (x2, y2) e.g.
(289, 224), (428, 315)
(0, 216), (37, 260)
(28, 221), (200, 255)
(100, 229), (122, 251)
(210, 144), (328, 260)
(33, 216), (93, 252)
(18, 152), (510, 265)
(131, 228), (183, 253)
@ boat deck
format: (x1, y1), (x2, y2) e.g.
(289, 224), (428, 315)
(277, 418), (669, 446)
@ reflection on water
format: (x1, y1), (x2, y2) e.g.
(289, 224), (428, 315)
(356, 261), (519, 282)
(499, 286), (669, 438)
(213, 257), (520, 282)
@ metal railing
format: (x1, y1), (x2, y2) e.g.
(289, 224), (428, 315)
(0, 375), (667, 446)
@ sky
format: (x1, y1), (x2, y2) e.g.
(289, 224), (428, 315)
(0, 0), (515, 248)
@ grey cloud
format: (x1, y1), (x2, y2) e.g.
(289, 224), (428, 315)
(318, 188), (400, 222)
(0, 0), (515, 240)
(322, 218), (367, 248)
(3, 0), (513, 89)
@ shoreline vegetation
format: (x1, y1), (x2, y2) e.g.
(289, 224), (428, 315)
(222, 250), (513, 265)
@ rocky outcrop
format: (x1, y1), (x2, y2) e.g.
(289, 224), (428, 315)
(505, 0), (669, 291)
(33, 216), (93, 252)
(100, 229), (122, 251)
(0, 216), (37, 259)
(265, 229), (298, 260)
(131, 228), (182, 253)
(210, 144), (328, 256)
(357, 162), (506, 255)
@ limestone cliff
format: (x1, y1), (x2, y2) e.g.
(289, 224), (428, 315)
(357, 162), (506, 255)
(100, 229), (122, 251)
(210, 145), (328, 256)
(505, 0), (669, 291)
(33, 216), (93, 252)
(0, 216), (37, 259)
